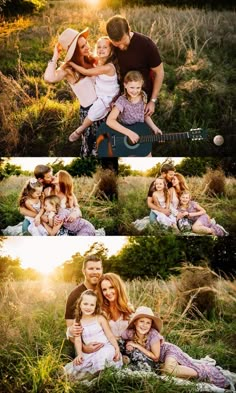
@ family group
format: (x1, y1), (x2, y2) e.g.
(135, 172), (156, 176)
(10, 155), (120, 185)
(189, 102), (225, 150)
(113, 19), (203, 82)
(44, 15), (164, 157)
(18, 165), (95, 236)
(63, 255), (231, 388)
(146, 164), (228, 236)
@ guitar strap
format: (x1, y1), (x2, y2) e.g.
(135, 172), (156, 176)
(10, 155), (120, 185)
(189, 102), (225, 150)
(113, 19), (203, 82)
(96, 133), (113, 157)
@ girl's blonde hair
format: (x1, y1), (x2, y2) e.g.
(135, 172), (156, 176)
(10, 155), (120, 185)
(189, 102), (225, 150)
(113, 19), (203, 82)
(57, 170), (73, 207)
(74, 289), (100, 323)
(44, 195), (61, 213)
(97, 273), (133, 321)
(154, 177), (170, 205)
(19, 178), (43, 207)
(123, 70), (147, 103)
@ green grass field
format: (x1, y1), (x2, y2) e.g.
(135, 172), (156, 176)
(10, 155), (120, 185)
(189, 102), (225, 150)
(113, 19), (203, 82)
(117, 175), (236, 235)
(0, 2), (235, 156)
(0, 267), (235, 392)
(0, 173), (119, 235)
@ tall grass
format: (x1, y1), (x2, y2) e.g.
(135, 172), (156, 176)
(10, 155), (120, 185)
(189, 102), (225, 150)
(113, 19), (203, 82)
(0, 3), (235, 155)
(117, 175), (236, 235)
(0, 174), (119, 234)
(0, 268), (235, 392)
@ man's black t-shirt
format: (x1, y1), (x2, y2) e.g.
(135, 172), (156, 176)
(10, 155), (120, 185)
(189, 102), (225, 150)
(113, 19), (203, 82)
(115, 32), (162, 99)
(64, 283), (87, 319)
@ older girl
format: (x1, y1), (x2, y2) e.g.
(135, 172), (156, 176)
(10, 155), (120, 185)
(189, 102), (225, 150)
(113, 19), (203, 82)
(106, 71), (162, 156)
(18, 178), (46, 235)
(151, 177), (177, 229)
(64, 290), (121, 379)
(121, 306), (230, 388)
(178, 191), (228, 236)
(44, 27), (98, 156)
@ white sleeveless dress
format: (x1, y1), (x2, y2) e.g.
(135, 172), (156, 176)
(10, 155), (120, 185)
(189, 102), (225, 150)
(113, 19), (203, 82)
(87, 64), (120, 121)
(151, 194), (177, 227)
(64, 317), (122, 377)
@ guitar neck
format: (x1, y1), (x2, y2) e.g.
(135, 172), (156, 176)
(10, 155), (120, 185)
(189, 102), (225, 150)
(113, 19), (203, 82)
(140, 132), (192, 143)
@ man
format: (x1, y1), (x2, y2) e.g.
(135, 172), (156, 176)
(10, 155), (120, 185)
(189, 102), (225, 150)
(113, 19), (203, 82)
(147, 163), (176, 223)
(19, 165), (54, 233)
(106, 15), (164, 117)
(65, 254), (104, 353)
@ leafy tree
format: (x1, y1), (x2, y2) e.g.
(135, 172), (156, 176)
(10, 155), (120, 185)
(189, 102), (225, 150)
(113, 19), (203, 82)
(0, 256), (23, 280)
(0, 0), (46, 16)
(85, 242), (108, 261)
(65, 158), (99, 177)
(109, 236), (182, 280)
(62, 252), (84, 283)
(118, 163), (132, 177)
(145, 163), (162, 178)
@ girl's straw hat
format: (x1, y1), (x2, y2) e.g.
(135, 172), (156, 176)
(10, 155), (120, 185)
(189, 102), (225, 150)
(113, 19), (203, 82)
(127, 306), (163, 332)
(58, 27), (89, 62)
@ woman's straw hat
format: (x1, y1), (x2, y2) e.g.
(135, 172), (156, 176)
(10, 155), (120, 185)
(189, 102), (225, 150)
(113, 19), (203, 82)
(58, 27), (89, 62)
(127, 306), (163, 332)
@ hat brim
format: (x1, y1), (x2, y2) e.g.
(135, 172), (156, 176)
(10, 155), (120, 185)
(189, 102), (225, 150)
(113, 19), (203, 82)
(128, 313), (163, 332)
(64, 27), (89, 62)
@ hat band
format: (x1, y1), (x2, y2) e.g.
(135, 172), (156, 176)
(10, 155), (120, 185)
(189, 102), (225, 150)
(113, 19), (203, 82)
(67, 33), (79, 52)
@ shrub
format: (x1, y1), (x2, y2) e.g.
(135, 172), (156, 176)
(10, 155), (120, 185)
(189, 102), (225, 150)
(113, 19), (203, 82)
(0, 0), (47, 16)
(176, 264), (218, 319)
(203, 168), (226, 196)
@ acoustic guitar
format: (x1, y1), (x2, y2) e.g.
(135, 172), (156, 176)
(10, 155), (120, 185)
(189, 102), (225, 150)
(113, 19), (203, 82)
(96, 122), (207, 157)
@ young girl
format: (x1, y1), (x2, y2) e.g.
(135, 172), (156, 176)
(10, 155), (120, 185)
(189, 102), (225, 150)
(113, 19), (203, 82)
(18, 178), (46, 236)
(68, 36), (120, 142)
(151, 177), (177, 229)
(121, 306), (230, 388)
(41, 195), (96, 236)
(64, 290), (122, 379)
(177, 191), (228, 236)
(106, 70), (162, 156)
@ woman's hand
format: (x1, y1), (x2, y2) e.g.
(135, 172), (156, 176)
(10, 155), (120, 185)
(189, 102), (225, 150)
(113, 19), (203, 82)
(73, 354), (83, 365)
(113, 348), (121, 362)
(52, 43), (62, 62)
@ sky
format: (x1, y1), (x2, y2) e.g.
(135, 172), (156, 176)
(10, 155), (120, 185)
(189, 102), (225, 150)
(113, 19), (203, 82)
(3, 157), (185, 173)
(1, 236), (128, 274)
(120, 157), (184, 171)
(3, 157), (75, 172)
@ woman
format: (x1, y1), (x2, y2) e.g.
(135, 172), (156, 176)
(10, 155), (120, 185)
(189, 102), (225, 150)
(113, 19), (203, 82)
(97, 273), (133, 338)
(169, 172), (189, 210)
(44, 27), (99, 157)
(43, 170), (95, 235)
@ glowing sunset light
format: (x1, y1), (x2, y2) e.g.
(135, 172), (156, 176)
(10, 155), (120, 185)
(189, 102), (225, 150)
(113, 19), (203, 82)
(1, 237), (128, 275)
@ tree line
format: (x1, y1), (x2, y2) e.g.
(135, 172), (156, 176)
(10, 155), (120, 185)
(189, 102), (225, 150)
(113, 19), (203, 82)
(1, 236), (235, 283)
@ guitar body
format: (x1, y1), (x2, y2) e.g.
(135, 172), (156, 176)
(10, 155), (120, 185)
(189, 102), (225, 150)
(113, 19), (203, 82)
(96, 122), (152, 157)
(96, 122), (207, 157)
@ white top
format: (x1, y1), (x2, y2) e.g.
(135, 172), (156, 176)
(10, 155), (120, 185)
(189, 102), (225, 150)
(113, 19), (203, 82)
(25, 201), (41, 221)
(109, 317), (129, 338)
(95, 64), (119, 98)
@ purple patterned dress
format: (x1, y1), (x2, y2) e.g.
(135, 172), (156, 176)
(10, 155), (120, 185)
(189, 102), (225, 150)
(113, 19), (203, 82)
(122, 328), (229, 388)
(178, 201), (228, 236)
(56, 208), (95, 236)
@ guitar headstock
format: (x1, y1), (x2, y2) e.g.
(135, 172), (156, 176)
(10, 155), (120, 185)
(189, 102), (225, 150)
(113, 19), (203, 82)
(189, 128), (208, 141)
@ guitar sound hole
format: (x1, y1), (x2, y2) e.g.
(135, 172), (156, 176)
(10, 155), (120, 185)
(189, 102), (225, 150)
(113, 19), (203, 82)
(124, 136), (139, 150)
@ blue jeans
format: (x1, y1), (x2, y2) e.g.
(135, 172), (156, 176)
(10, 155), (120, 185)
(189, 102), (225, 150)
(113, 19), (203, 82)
(22, 218), (30, 235)
(149, 210), (157, 223)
